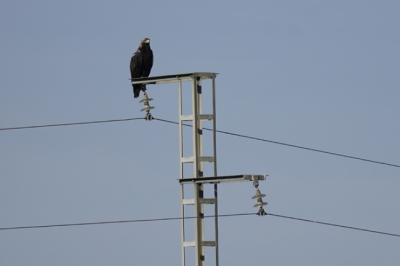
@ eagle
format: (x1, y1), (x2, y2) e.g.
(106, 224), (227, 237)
(130, 37), (153, 98)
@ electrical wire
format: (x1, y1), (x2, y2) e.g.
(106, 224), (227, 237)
(0, 212), (254, 231)
(0, 213), (253, 231)
(154, 117), (400, 168)
(267, 212), (400, 238)
(0, 211), (399, 238)
(0, 117), (145, 131)
(0, 116), (399, 168)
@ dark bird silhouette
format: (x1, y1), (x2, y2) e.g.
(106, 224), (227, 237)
(130, 37), (153, 98)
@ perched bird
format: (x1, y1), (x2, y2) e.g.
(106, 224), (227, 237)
(130, 37), (153, 98)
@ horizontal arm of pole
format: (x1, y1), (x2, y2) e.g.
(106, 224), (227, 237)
(179, 174), (266, 184)
(131, 72), (218, 85)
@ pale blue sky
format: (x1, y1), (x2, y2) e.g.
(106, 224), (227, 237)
(1, 1), (399, 265)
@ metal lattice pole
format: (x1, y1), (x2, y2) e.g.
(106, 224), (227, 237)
(178, 74), (219, 266)
(132, 72), (266, 266)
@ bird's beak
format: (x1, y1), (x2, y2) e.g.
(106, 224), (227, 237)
(145, 39), (150, 44)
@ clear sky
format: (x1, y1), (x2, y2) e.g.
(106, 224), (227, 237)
(1, 0), (399, 265)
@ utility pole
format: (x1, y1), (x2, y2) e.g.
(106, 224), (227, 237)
(132, 72), (267, 266)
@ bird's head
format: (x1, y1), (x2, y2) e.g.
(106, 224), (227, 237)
(138, 37), (151, 50)
(141, 37), (151, 46)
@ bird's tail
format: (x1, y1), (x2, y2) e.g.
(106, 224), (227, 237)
(133, 84), (146, 98)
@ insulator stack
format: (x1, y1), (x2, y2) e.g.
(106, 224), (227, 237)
(140, 90), (154, 120)
(252, 179), (267, 216)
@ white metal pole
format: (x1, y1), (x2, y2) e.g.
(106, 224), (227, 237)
(193, 77), (203, 266)
(178, 79), (186, 266)
(212, 77), (219, 266)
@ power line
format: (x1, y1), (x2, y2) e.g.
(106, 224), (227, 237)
(0, 117), (145, 131)
(0, 211), (398, 238)
(267, 213), (400, 238)
(154, 117), (400, 168)
(1, 116), (399, 168)
(0, 213), (253, 231)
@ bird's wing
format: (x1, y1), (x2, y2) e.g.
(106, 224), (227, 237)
(148, 49), (153, 72)
(142, 49), (153, 77)
(130, 51), (143, 79)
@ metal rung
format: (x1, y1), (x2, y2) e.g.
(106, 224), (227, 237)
(180, 115), (193, 121)
(202, 241), (216, 247)
(181, 156), (214, 163)
(199, 114), (214, 120)
(183, 241), (196, 247)
(200, 156), (215, 162)
(180, 114), (213, 121)
(182, 198), (195, 205)
(181, 156), (194, 163)
(182, 198), (216, 205)
(183, 241), (216, 247)
(200, 198), (216, 204)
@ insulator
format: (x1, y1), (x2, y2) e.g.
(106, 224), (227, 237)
(252, 194), (266, 200)
(251, 188), (266, 199)
(141, 106), (155, 112)
(139, 90), (155, 121)
(253, 202), (267, 208)
(139, 97), (153, 103)
(250, 179), (267, 216)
